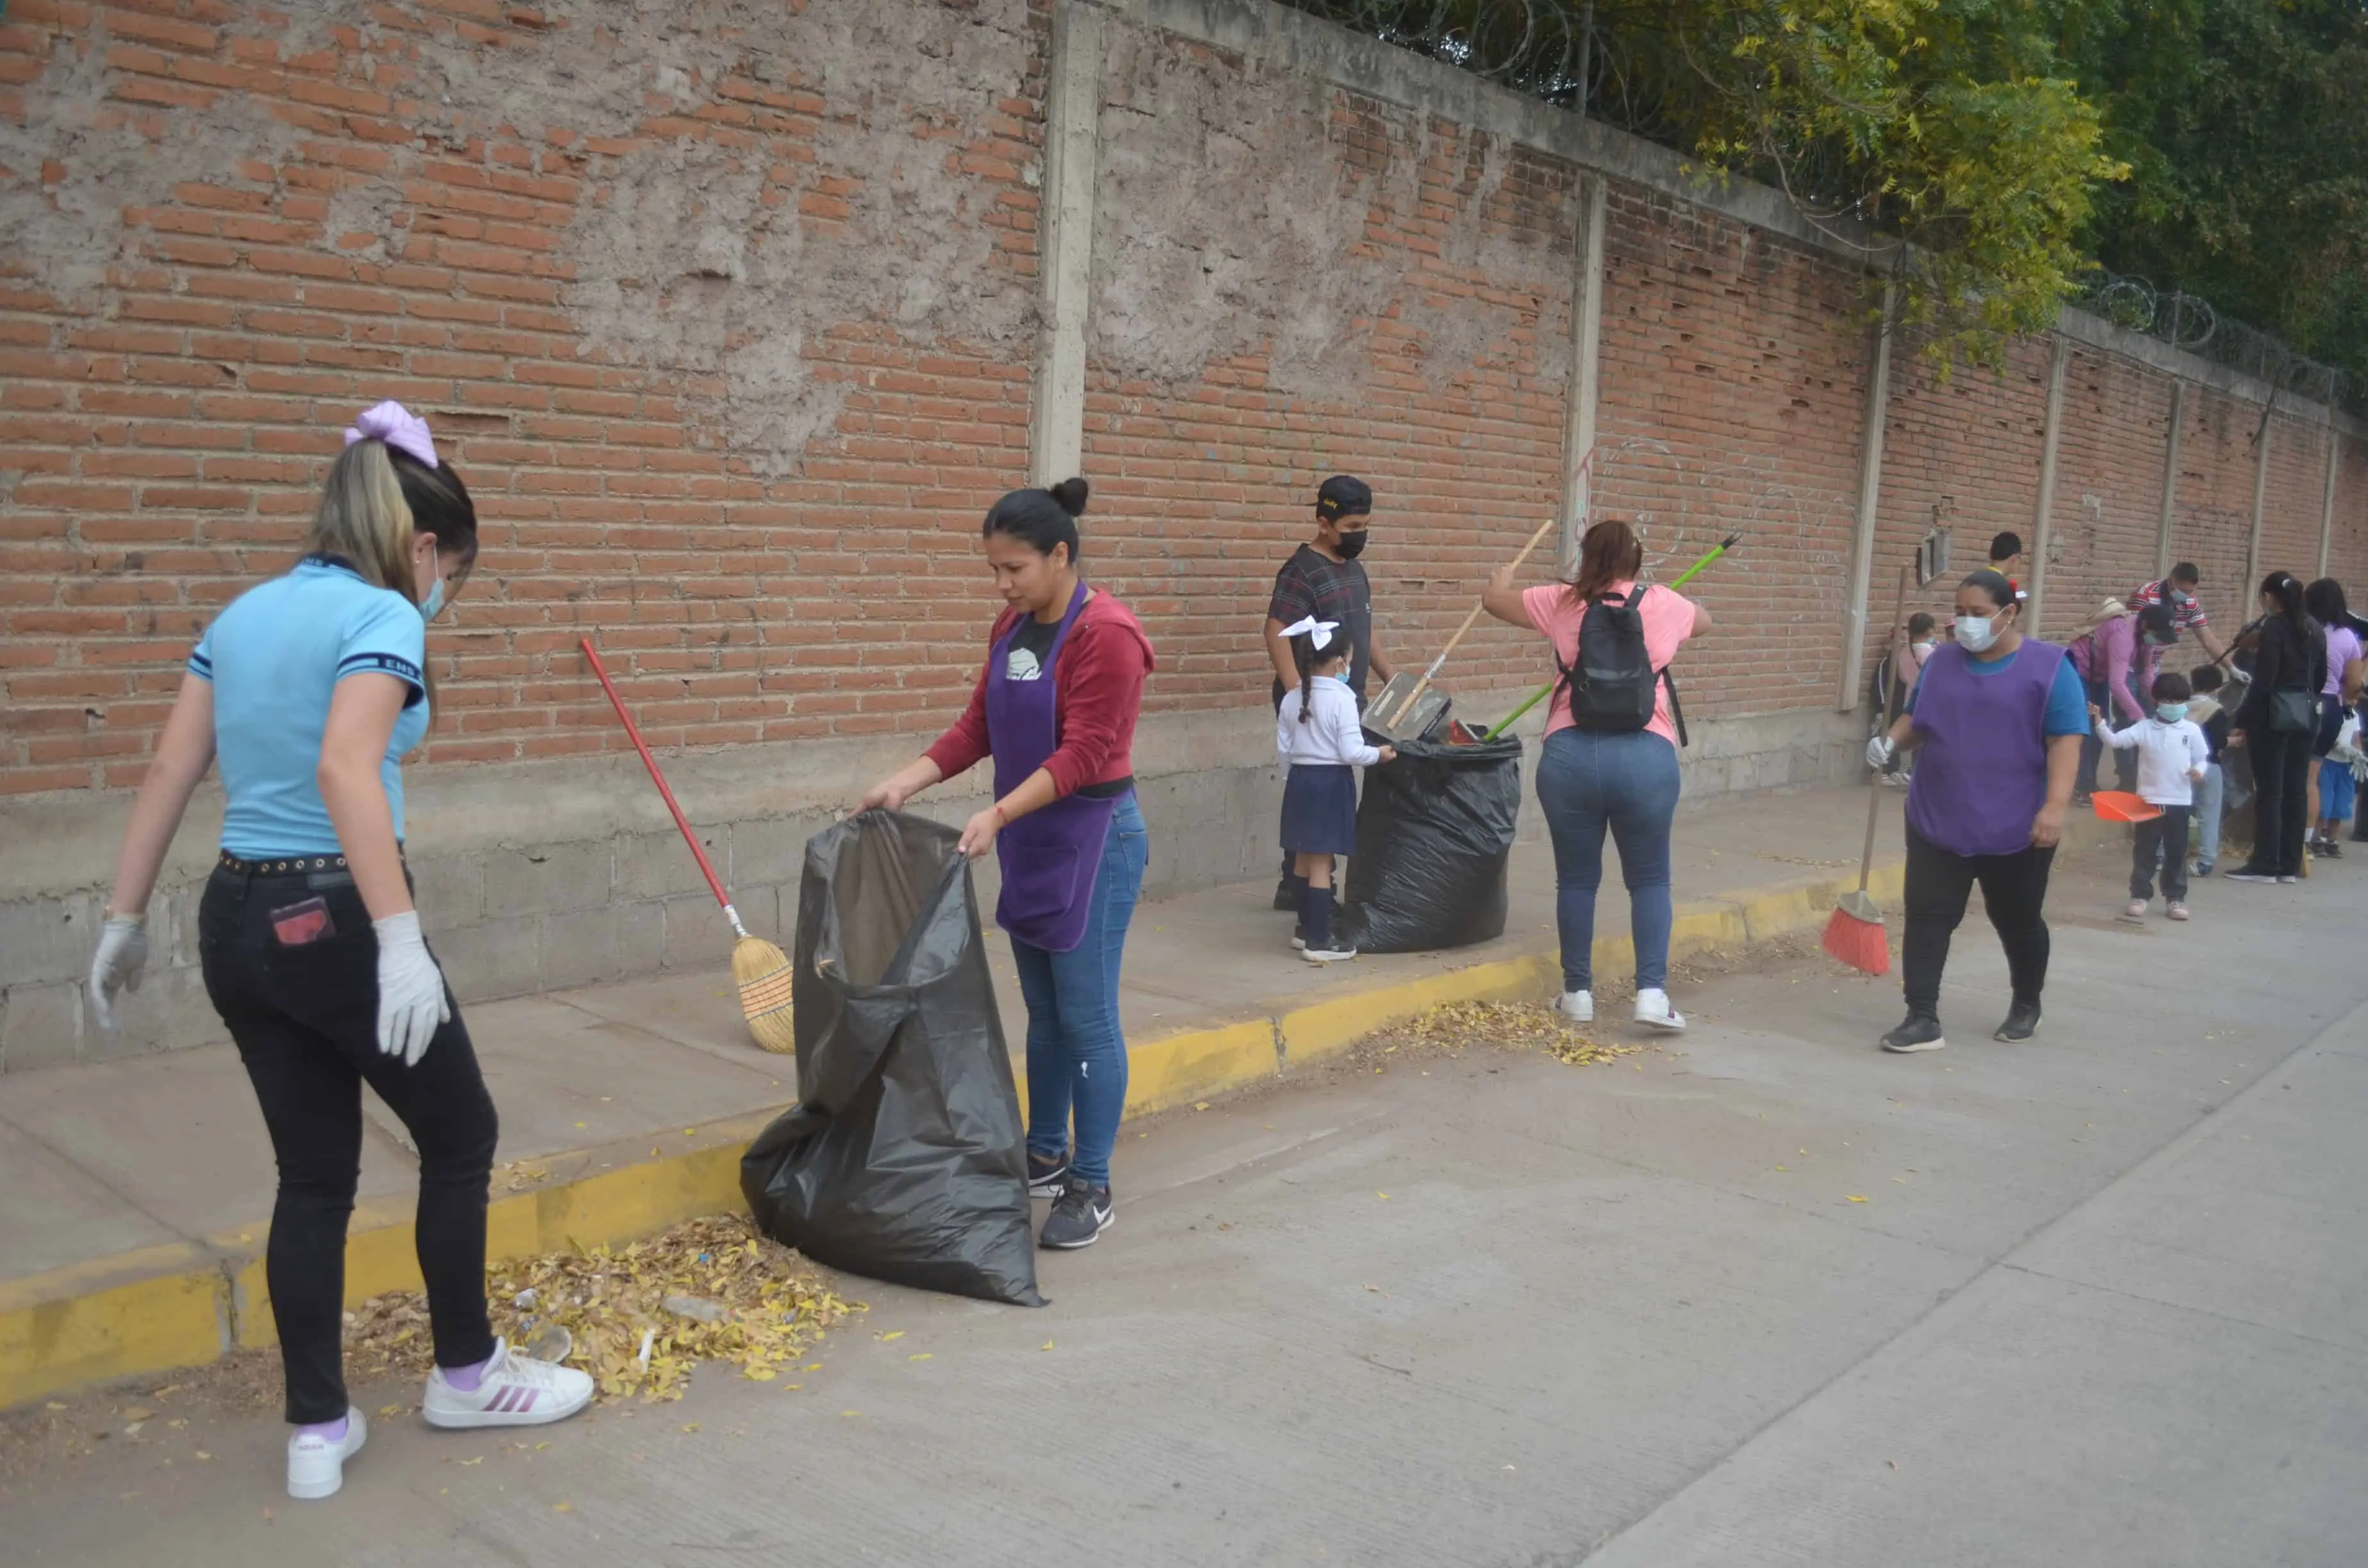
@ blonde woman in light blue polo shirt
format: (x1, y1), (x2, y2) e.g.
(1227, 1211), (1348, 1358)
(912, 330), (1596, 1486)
(87, 404), (592, 1501)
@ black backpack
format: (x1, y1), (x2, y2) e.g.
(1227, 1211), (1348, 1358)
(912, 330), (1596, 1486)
(1553, 584), (1687, 744)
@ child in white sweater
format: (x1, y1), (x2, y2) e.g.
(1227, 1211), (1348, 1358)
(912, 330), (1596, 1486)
(2092, 670), (2209, 923)
(1277, 618), (1395, 963)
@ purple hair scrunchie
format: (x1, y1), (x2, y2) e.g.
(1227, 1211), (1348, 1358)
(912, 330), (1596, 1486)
(343, 400), (438, 469)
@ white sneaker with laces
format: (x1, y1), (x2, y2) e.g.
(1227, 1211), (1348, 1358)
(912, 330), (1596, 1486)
(423, 1339), (595, 1430)
(1634, 988), (1686, 1033)
(1558, 989), (1593, 1023)
(287, 1407), (366, 1500)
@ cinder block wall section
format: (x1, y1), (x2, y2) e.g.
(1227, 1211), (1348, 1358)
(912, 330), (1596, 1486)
(3, 0), (2364, 1068)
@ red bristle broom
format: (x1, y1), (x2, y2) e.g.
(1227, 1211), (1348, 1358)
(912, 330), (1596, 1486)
(580, 637), (795, 1054)
(1823, 564), (1913, 976)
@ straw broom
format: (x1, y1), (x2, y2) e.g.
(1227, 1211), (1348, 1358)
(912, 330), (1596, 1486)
(1823, 564), (1912, 976)
(580, 637), (796, 1054)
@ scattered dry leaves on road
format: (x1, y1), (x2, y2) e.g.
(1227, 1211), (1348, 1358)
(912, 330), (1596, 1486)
(343, 1215), (860, 1405)
(1386, 1000), (1645, 1067)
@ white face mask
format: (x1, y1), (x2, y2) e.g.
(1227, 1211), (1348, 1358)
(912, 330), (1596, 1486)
(1955, 614), (2001, 654)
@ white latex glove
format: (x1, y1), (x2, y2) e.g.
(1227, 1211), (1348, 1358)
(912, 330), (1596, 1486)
(1865, 735), (1895, 770)
(373, 911), (450, 1068)
(87, 913), (150, 1032)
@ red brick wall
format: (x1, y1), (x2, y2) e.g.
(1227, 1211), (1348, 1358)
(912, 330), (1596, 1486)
(5, 0), (2364, 801)
(1, 0), (1049, 794)
(2042, 348), (2176, 632)
(1591, 182), (1870, 715)
(2167, 388), (2260, 619)
(2259, 413), (2331, 585)
(2334, 441), (2368, 589)
(1868, 337), (2051, 660)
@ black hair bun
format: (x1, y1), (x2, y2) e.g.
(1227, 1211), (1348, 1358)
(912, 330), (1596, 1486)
(1048, 477), (1089, 517)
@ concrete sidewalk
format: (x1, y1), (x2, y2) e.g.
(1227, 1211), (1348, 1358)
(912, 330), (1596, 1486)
(0, 784), (2077, 1407)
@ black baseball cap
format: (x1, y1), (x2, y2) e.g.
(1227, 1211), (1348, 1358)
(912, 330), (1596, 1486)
(1317, 475), (1372, 520)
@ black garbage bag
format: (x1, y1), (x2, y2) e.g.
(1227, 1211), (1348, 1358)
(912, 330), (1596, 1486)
(740, 809), (1043, 1307)
(1335, 735), (1525, 954)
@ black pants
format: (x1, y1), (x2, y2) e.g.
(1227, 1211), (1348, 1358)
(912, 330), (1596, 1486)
(2130, 805), (2190, 901)
(2246, 727), (2313, 876)
(199, 868), (498, 1425)
(1902, 824), (2055, 1018)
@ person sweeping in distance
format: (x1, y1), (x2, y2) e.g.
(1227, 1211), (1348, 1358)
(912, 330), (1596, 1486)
(1276, 617), (1397, 963)
(1865, 569), (2086, 1053)
(85, 404), (593, 1502)
(858, 479), (1154, 1252)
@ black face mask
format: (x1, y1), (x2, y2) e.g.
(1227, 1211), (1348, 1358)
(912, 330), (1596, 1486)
(1334, 527), (1370, 560)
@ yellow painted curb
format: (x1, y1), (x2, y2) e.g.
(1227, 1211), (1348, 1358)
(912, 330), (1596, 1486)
(4, 854), (1912, 1408)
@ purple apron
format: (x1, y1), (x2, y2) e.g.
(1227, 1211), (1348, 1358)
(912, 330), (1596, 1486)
(987, 583), (1117, 953)
(1907, 639), (2068, 858)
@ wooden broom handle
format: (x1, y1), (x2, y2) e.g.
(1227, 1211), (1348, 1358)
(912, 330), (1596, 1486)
(1390, 510), (1562, 727)
(579, 637), (736, 916)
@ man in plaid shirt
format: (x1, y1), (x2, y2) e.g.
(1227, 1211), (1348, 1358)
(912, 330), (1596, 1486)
(2131, 562), (2229, 664)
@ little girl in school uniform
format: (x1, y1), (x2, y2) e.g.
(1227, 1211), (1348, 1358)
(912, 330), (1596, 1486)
(1277, 618), (1395, 963)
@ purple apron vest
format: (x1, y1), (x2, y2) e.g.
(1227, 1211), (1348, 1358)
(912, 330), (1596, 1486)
(1906, 639), (2068, 858)
(986, 582), (1117, 953)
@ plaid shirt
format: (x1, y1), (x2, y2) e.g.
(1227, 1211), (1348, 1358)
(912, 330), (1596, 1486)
(2131, 579), (2210, 632)
(1269, 545), (1373, 699)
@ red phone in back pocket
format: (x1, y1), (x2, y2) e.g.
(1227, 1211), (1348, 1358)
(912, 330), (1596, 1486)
(269, 897), (336, 947)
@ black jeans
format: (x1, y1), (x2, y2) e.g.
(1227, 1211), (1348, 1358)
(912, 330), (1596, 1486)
(1902, 824), (2055, 1018)
(199, 868), (497, 1424)
(2246, 727), (2313, 876)
(2130, 806), (2191, 901)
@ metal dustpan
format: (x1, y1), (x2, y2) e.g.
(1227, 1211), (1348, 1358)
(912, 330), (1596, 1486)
(1363, 671), (1451, 746)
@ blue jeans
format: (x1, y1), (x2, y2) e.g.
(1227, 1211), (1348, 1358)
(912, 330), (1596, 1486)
(1011, 792), (1146, 1188)
(1535, 728), (1681, 993)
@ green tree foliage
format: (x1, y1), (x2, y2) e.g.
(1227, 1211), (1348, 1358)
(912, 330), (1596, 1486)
(2069, 0), (2368, 382)
(1314, 0), (2367, 383)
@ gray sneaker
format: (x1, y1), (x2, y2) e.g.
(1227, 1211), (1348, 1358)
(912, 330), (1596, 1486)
(1040, 1182), (1113, 1250)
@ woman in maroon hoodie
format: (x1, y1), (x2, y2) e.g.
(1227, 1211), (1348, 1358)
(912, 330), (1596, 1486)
(859, 479), (1154, 1251)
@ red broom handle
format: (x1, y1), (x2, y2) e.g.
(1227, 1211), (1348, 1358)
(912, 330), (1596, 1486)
(579, 637), (739, 926)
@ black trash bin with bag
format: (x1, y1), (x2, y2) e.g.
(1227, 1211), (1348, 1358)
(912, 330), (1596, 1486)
(740, 809), (1043, 1307)
(1335, 735), (1525, 954)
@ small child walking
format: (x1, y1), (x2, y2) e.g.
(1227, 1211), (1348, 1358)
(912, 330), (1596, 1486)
(1277, 617), (1395, 963)
(2093, 671), (2209, 923)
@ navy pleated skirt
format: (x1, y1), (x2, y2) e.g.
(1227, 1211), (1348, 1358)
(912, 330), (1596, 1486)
(1280, 763), (1359, 856)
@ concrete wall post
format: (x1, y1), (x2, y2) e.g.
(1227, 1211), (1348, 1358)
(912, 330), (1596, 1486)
(1028, 0), (1106, 486)
(2026, 336), (2072, 634)
(2321, 431), (2341, 578)
(2155, 380), (2185, 578)
(2244, 403), (2274, 592)
(1835, 282), (1896, 710)
(1558, 173), (1608, 577)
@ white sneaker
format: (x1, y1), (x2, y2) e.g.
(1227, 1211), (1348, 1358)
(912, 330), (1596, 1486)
(1634, 988), (1686, 1033)
(423, 1338), (594, 1429)
(1558, 989), (1594, 1023)
(1301, 942), (1358, 965)
(287, 1407), (366, 1500)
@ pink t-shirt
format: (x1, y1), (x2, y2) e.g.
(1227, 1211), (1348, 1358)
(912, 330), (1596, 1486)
(1522, 580), (1699, 746)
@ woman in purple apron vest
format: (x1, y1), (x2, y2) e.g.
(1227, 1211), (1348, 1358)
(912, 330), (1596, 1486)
(1864, 570), (2088, 1054)
(859, 479), (1155, 1251)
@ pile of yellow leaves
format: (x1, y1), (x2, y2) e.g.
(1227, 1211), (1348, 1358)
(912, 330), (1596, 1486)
(343, 1215), (861, 1405)
(1392, 1001), (1644, 1068)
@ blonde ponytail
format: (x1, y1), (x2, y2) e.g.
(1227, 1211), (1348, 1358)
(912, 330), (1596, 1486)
(304, 441), (418, 605)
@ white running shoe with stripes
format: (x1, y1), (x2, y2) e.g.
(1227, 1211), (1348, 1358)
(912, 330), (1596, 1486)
(422, 1338), (595, 1429)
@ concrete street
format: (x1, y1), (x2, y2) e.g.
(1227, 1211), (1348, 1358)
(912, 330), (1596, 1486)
(8, 853), (2365, 1565)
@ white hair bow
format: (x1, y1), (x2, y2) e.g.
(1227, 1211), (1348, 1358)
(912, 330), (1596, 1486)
(1280, 616), (1339, 651)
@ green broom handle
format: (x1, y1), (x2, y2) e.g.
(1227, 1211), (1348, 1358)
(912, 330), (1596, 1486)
(1481, 534), (1739, 740)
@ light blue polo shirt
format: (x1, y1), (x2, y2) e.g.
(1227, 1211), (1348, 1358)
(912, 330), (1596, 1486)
(190, 556), (430, 856)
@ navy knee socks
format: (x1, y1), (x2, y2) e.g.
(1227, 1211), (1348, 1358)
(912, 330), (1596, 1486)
(1297, 882), (1334, 949)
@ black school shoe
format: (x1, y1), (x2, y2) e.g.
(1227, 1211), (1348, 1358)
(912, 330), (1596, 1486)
(1994, 1001), (2042, 1042)
(1040, 1182), (1114, 1249)
(1027, 1150), (1071, 1200)
(1880, 1013), (1946, 1053)
(1272, 876), (1299, 911)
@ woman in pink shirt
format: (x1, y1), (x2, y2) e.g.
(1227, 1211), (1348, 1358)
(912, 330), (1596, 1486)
(1483, 519), (1712, 1031)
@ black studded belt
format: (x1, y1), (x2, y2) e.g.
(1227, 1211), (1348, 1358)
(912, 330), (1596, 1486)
(216, 851), (352, 875)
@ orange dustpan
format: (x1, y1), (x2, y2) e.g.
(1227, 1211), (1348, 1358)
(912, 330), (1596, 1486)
(2091, 790), (2162, 824)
